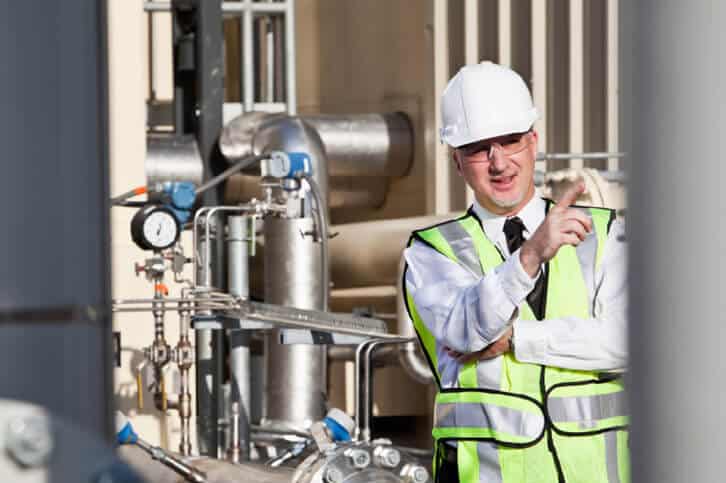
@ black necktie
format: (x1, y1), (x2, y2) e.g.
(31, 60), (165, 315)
(503, 217), (545, 320)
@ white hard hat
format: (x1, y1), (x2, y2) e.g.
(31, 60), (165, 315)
(440, 61), (539, 148)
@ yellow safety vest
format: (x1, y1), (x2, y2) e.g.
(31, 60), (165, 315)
(403, 203), (629, 483)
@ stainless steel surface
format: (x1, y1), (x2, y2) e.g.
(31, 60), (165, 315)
(285, 0), (297, 115)
(536, 151), (626, 160)
(291, 441), (430, 483)
(121, 445), (294, 483)
(243, 1), (254, 112)
(146, 134), (204, 185)
(252, 116), (329, 212)
(303, 113), (413, 177)
(354, 338), (412, 442)
(220, 112), (413, 178)
(227, 215), (251, 461)
(624, 1), (725, 481)
(330, 214), (453, 289)
(263, 217), (326, 429)
(396, 259), (435, 385)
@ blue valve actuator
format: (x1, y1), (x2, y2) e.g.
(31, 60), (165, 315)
(263, 151), (313, 179)
(161, 181), (197, 224)
(115, 412), (139, 445)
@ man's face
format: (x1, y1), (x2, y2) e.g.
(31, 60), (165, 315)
(454, 130), (538, 216)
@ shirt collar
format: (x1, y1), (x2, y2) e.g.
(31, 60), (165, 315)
(470, 195), (546, 249)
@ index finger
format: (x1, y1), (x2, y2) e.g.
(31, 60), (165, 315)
(555, 181), (585, 209)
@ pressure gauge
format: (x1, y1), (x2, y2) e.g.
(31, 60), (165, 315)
(131, 205), (180, 250)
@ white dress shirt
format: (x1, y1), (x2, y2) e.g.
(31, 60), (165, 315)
(403, 196), (627, 388)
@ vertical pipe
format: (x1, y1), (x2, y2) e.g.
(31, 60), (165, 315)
(266, 17), (275, 102)
(464, 0), (479, 207)
(243, 0), (255, 111)
(568, 0), (584, 169)
(195, 235), (217, 456)
(625, 2), (726, 482)
(228, 215), (251, 461)
(606, 0), (619, 173)
(433, 0), (450, 214)
(531, 0), (547, 174)
(285, 0), (297, 114)
(498, 0), (512, 67)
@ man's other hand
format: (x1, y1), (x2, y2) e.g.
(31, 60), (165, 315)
(519, 182), (592, 278)
(443, 327), (514, 364)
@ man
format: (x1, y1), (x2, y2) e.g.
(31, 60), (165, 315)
(403, 62), (628, 483)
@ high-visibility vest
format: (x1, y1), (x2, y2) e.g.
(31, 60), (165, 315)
(403, 203), (629, 483)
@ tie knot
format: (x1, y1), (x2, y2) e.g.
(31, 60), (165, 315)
(503, 216), (526, 253)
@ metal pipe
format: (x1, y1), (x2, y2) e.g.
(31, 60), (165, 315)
(265, 17), (275, 103)
(146, 134), (204, 185)
(329, 214), (453, 289)
(285, 0), (297, 114)
(228, 215), (251, 461)
(354, 338), (413, 441)
(243, 0), (254, 112)
(177, 294), (194, 456)
(396, 257), (435, 385)
(536, 151), (626, 160)
(220, 113), (413, 178)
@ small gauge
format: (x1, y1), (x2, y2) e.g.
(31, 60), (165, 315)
(131, 205), (180, 251)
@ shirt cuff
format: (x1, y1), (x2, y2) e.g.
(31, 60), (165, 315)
(496, 248), (539, 307)
(512, 319), (548, 364)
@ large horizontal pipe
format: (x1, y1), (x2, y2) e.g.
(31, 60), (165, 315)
(329, 214), (455, 289)
(146, 133), (204, 185)
(219, 112), (414, 178)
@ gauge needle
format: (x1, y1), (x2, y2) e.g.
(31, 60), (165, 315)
(157, 224), (162, 236)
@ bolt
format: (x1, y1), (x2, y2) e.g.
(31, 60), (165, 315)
(373, 446), (401, 468)
(324, 466), (344, 483)
(402, 464), (429, 483)
(5, 416), (53, 468)
(346, 448), (371, 469)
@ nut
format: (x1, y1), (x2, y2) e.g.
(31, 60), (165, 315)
(401, 464), (429, 483)
(324, 466), (344, 483)
(373, 446), (401, 468)
(345, 448), (371, 469)
(6, 416), (53, 468)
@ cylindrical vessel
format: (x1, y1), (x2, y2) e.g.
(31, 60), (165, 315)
(263, 217), (326, 429)
(227, 215), (251, 460)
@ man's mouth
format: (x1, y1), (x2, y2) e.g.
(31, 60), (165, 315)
(491, 175), (516, 190)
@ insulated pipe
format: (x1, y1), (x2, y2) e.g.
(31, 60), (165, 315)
(623, 1), (726, 481)
(329, 214), (455, 289)
(218, 112), (414, 178)
(146, 134), (204, 185)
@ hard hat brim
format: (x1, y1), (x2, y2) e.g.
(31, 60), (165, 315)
(442, 108), (539, 148)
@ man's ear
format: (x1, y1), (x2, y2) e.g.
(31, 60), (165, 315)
(453, 149), (463, 176)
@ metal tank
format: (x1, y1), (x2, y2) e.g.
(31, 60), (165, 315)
(263, 217), (327, 430)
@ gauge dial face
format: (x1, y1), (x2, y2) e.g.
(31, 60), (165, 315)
(142, 210), (179, 249)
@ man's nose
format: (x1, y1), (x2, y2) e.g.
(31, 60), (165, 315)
(488, 144), (508, 172)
